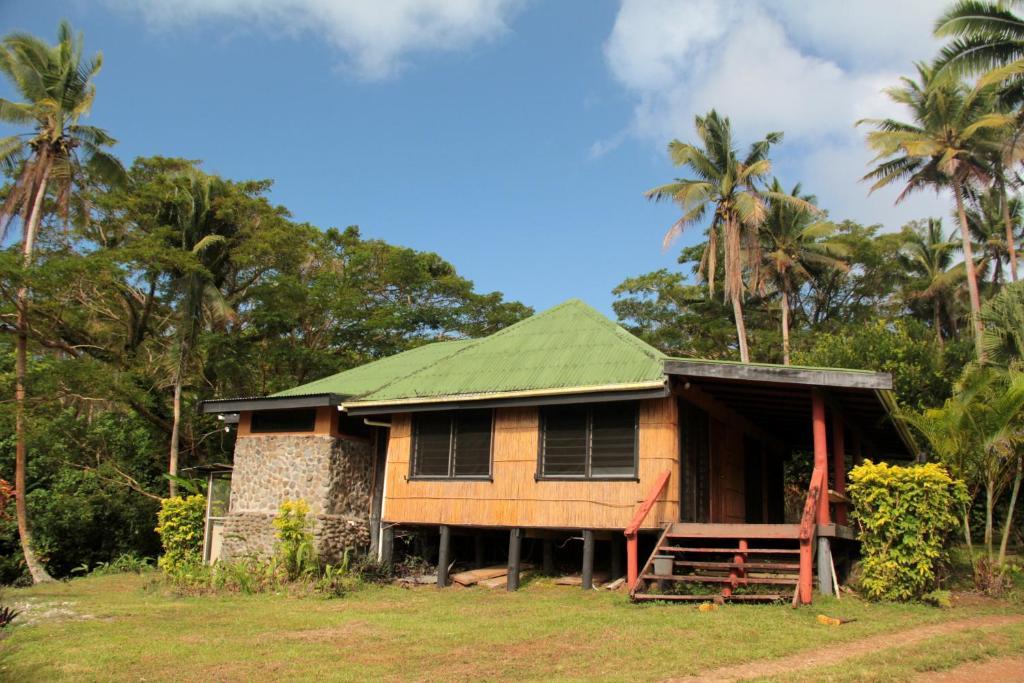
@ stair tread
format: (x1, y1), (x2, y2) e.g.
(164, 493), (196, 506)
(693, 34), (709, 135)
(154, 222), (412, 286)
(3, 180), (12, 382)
(657, 547), (800, 554)
(632, 593), (787, 603)
(671, 560), (800, 571)
(640, 573), (798, 585)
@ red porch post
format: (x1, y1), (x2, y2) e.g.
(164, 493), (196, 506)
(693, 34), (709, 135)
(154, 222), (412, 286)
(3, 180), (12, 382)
(812, 391), (829, 526)
(831, 412), (847, 526)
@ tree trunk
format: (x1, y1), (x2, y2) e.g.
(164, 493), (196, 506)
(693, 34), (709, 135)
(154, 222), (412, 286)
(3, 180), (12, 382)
(985, 475), (995, 561)
(167, 337), (188, 498)
(780, 287), (791, 365)
(15, 160), (55, 584)
(1000, 176), (1018, 283)
(963, 501), (974, 559)
(953, 177), (985, 360)
(933, 299), (944, 349)
(998, 455), (1022, 566)
(732, 290), (750, 363)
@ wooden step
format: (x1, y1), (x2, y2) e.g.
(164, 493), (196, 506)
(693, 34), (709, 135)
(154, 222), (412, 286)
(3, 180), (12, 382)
(632, 593), (787, 603)
(667, 523), (800, 540)
(671, 560), (800, 571)
(656, 547), (800, 555)
(640, 573), (798, 585)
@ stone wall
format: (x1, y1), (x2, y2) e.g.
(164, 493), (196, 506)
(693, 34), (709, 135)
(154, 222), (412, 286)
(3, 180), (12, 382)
(220, 434), (373, 563)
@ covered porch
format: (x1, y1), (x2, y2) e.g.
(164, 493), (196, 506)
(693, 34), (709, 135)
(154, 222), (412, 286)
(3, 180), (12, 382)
(627, 360), (914, 604)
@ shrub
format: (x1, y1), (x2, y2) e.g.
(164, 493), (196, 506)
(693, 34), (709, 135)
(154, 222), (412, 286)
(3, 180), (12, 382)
(274, 499), (316, 580)
(848, 460), (967, 601)
(155, 495), (207, 575)
(212, 556), (283, 595)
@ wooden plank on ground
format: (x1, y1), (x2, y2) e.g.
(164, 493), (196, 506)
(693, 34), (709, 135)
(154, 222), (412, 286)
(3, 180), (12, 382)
(450, 566), (509, 586)
(555, 572), (609, 586)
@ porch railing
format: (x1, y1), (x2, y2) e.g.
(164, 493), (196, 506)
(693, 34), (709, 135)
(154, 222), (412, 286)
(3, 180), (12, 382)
(624, 469), (672, 590)
(796, 464), (826, 605)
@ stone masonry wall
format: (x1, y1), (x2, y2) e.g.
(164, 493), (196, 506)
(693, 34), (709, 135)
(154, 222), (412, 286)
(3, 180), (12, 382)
(221, 434), (373, 563)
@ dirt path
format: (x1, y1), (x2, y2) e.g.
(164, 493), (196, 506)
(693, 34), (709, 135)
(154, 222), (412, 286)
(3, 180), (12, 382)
(917, 656), (1024, 682)
(668, 614), (1024, 682)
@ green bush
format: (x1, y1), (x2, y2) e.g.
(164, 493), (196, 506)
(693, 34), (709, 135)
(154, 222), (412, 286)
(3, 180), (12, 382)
(155, 495), (207, 574)
(273, 499), (316, 580)
(848, 461), (967, 601)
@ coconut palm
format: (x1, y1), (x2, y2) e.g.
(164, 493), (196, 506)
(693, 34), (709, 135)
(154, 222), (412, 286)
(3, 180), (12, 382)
(756, 179), (849, 364)
(899, 219), (965, 348)
(0, 21), (124, 584)
(965, 185), (1022, 284)
(158, 169), (235, 496)
(934, 0), (1024, 104)
(860, 64), (1012, 360)
(646, 110), (815, 363)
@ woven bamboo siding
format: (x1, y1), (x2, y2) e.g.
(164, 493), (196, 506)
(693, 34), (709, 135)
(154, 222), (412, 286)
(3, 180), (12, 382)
(382, 397), (679, 530)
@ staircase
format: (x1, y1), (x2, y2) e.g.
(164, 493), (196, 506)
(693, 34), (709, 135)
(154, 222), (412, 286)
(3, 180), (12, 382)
(630, 523), (805, 603)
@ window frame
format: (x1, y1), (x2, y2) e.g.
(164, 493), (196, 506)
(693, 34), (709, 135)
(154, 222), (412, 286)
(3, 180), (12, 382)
(536, 402), (640, 481)
(409, 410), (494, 481)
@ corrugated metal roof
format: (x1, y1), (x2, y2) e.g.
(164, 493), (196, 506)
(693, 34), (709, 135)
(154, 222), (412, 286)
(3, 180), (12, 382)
(344, 299), (667, 406)
(271, 339), (474, 399)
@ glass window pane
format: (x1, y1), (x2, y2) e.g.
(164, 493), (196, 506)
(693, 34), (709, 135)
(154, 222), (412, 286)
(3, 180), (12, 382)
(542, 406), (587, 476)
(209, 476), (232, 517)
(413, 414), (451, 476)
(453, 411), (492, 477)
(590, 403), (637, 477)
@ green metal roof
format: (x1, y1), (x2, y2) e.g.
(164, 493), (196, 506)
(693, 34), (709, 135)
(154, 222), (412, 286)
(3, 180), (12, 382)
(343, 299), (668, 407)
(271, 339), (474, 399)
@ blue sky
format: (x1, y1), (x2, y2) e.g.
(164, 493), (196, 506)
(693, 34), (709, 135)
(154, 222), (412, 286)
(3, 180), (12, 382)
(2, 0), (946, 315)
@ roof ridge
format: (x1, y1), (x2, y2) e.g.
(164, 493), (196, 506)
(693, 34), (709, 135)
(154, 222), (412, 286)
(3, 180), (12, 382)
(566, 299), (668, 362)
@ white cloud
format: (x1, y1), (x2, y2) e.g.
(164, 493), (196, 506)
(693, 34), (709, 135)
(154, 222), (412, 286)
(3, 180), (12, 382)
(602, 0), (949, 229)
(109, 0), (523, 80)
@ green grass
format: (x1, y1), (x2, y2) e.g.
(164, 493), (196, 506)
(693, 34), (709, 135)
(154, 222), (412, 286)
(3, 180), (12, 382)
(1, 574), (1022, 682)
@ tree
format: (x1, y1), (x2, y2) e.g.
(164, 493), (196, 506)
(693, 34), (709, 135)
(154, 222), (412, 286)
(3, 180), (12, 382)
(756, 179), (848, 364)
(860, 64), (1012, 360)
(645, 110), (813, 362)
(965, 186), (1021, 284)
(934, 0), (1024, 105)
(0, 21), (123, 583)
(899, 219), (964, 347)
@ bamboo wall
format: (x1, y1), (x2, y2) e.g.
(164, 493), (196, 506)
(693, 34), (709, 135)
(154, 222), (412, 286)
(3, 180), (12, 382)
(381, 397), (680, 530)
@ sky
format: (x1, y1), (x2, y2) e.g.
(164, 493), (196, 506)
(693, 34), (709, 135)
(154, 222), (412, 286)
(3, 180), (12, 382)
(1, 0), (950, 315)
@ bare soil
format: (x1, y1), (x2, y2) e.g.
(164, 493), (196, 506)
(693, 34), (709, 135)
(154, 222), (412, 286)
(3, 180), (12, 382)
(669, 614), (1024, 682)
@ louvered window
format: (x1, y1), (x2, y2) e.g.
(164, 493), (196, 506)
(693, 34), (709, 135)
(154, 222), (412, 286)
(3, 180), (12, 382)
(539, 402), (638, 479)
(411, 410), (493, 478)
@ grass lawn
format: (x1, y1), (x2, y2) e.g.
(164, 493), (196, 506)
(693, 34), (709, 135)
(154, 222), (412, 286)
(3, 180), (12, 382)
(1, 573), (1022, 682)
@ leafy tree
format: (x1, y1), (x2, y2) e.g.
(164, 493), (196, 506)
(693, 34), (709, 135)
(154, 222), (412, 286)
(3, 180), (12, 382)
(645, 110), (813, 362)
(755, 179), (848, 364)
(0, 20), (124, 583)
(860, 64), (1011, 360)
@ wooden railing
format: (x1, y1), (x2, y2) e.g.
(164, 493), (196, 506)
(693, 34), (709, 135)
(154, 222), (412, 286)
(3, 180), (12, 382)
(795, 464), (826, 606)
(624, 470), (672, 591)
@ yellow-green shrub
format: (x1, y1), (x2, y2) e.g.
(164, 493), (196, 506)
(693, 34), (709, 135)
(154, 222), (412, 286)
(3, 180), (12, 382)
(155, 495), (207, 574)
(274, 499), (316, 580)
(848, 461), (966, 601)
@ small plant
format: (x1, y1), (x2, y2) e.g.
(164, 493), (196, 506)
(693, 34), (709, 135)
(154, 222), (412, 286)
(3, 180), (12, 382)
(317, 551), (357, 598)
(212, 556), (283, 595)
(972, 557), (1013, 597)
(0, 605), (20, 629)
(156, 494), (207, 575)
(73, 553), (155, 577)
(274, 499), (317, 581)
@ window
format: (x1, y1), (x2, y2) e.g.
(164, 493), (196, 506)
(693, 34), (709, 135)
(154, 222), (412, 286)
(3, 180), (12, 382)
(539, 402), (638, 479)
(411, 410), (493, 479)
(250, 408), (316, 433)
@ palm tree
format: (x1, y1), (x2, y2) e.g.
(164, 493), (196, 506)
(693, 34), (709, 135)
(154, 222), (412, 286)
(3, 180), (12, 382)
(158, 169), (234, 497)
(935, 1), (1024, 282)
(0, 21), (124, 583)
(860, 64), (1012, 360)
(756, 179), (848, 364)
(646, 110), (814, 363)
(965, 185), (1022, 284)
(900, 219), (965, 347)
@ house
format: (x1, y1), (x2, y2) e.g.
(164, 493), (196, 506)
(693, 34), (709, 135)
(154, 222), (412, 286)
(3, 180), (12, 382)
(201, 299), (913, 603)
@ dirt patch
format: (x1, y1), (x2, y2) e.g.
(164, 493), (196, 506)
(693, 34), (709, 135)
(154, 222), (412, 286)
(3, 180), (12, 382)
(668, 614), (1024, 683)
(917, 655), (1024, 681)
(8, 598), (94, 626)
